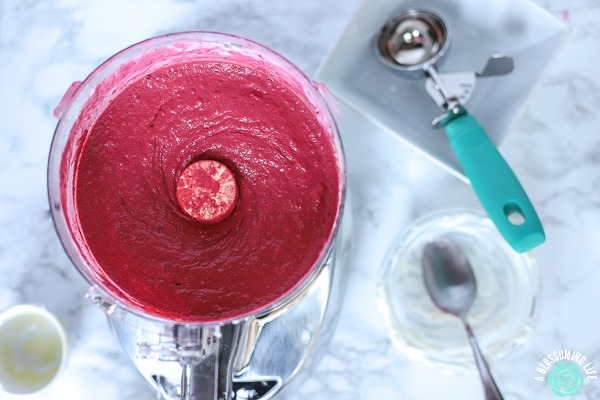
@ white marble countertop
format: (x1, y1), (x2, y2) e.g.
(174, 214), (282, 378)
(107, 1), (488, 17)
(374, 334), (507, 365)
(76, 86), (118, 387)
(1, 0), (600, 399)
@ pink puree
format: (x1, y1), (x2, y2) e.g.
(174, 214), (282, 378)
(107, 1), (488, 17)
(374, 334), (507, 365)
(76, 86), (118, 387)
(74, 58), (341, 322)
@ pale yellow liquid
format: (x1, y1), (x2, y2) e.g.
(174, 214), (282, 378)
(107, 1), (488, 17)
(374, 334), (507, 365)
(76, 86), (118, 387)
(0, 309), (65, 394)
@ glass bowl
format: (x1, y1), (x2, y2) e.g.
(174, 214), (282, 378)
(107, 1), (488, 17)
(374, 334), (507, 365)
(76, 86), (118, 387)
(377, 209), (539, 374)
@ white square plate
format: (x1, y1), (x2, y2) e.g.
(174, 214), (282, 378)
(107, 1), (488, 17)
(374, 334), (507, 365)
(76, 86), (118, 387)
(317, 0), (568, 178)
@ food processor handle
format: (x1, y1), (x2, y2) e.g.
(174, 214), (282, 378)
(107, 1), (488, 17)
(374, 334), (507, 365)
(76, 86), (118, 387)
(443, 113), (545, 253)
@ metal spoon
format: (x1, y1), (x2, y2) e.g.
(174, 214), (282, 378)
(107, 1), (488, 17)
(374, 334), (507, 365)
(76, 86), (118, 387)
(376, 9), (545, 253)
(422, 237), (504, 400)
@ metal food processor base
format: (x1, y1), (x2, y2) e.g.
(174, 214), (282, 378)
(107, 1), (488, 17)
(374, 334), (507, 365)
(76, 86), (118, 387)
(106, 210), (351, 400)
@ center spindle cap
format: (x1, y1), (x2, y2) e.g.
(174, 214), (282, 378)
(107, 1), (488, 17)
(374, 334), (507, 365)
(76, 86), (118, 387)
(176, 159), (238, 224)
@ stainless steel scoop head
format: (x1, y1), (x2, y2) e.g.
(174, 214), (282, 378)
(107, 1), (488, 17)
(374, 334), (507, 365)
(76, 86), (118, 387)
(376, 9), (450, 77)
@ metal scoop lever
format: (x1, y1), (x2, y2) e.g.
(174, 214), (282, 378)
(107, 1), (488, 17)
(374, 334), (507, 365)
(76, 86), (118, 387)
(478, 55), (514, 77)
(424, 55), (514, 109)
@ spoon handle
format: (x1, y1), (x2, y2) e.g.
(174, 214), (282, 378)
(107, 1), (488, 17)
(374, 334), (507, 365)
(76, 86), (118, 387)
(462, 320), (504, 400)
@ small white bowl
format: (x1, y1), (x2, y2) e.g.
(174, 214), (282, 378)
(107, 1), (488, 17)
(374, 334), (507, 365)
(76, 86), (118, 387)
(0, 305), (68, 394)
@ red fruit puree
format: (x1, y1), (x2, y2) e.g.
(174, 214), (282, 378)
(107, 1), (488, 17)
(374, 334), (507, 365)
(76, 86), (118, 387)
(71, 54), (341, 322)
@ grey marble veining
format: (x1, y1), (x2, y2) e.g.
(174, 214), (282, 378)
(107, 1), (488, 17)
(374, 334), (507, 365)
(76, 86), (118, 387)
(1, 0), (599, 399)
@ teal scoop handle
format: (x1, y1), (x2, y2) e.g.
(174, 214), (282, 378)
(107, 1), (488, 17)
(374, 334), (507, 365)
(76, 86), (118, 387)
(442, 111), (545, 253)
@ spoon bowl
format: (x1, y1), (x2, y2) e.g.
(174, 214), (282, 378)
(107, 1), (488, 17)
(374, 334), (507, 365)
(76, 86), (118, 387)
(422, 238), (476, 318)
(422, 237), (504, 400)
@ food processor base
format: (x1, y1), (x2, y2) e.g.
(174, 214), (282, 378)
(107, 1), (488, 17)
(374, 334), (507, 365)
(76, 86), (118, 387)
(105, 209), (351, 400)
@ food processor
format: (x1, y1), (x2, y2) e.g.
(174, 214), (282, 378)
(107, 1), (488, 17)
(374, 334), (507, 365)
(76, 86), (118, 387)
(48, 32), (351, 400)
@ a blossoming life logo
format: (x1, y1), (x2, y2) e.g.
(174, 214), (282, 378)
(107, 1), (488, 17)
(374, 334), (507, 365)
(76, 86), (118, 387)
(535, 349), (597, 397)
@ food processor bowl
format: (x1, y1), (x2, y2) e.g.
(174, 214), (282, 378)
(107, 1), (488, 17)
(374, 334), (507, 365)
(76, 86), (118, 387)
(48, 32), (348, 400)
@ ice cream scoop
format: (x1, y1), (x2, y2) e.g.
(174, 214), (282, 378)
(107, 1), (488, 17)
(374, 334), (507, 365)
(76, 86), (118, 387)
(377, 9), (545, 253)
